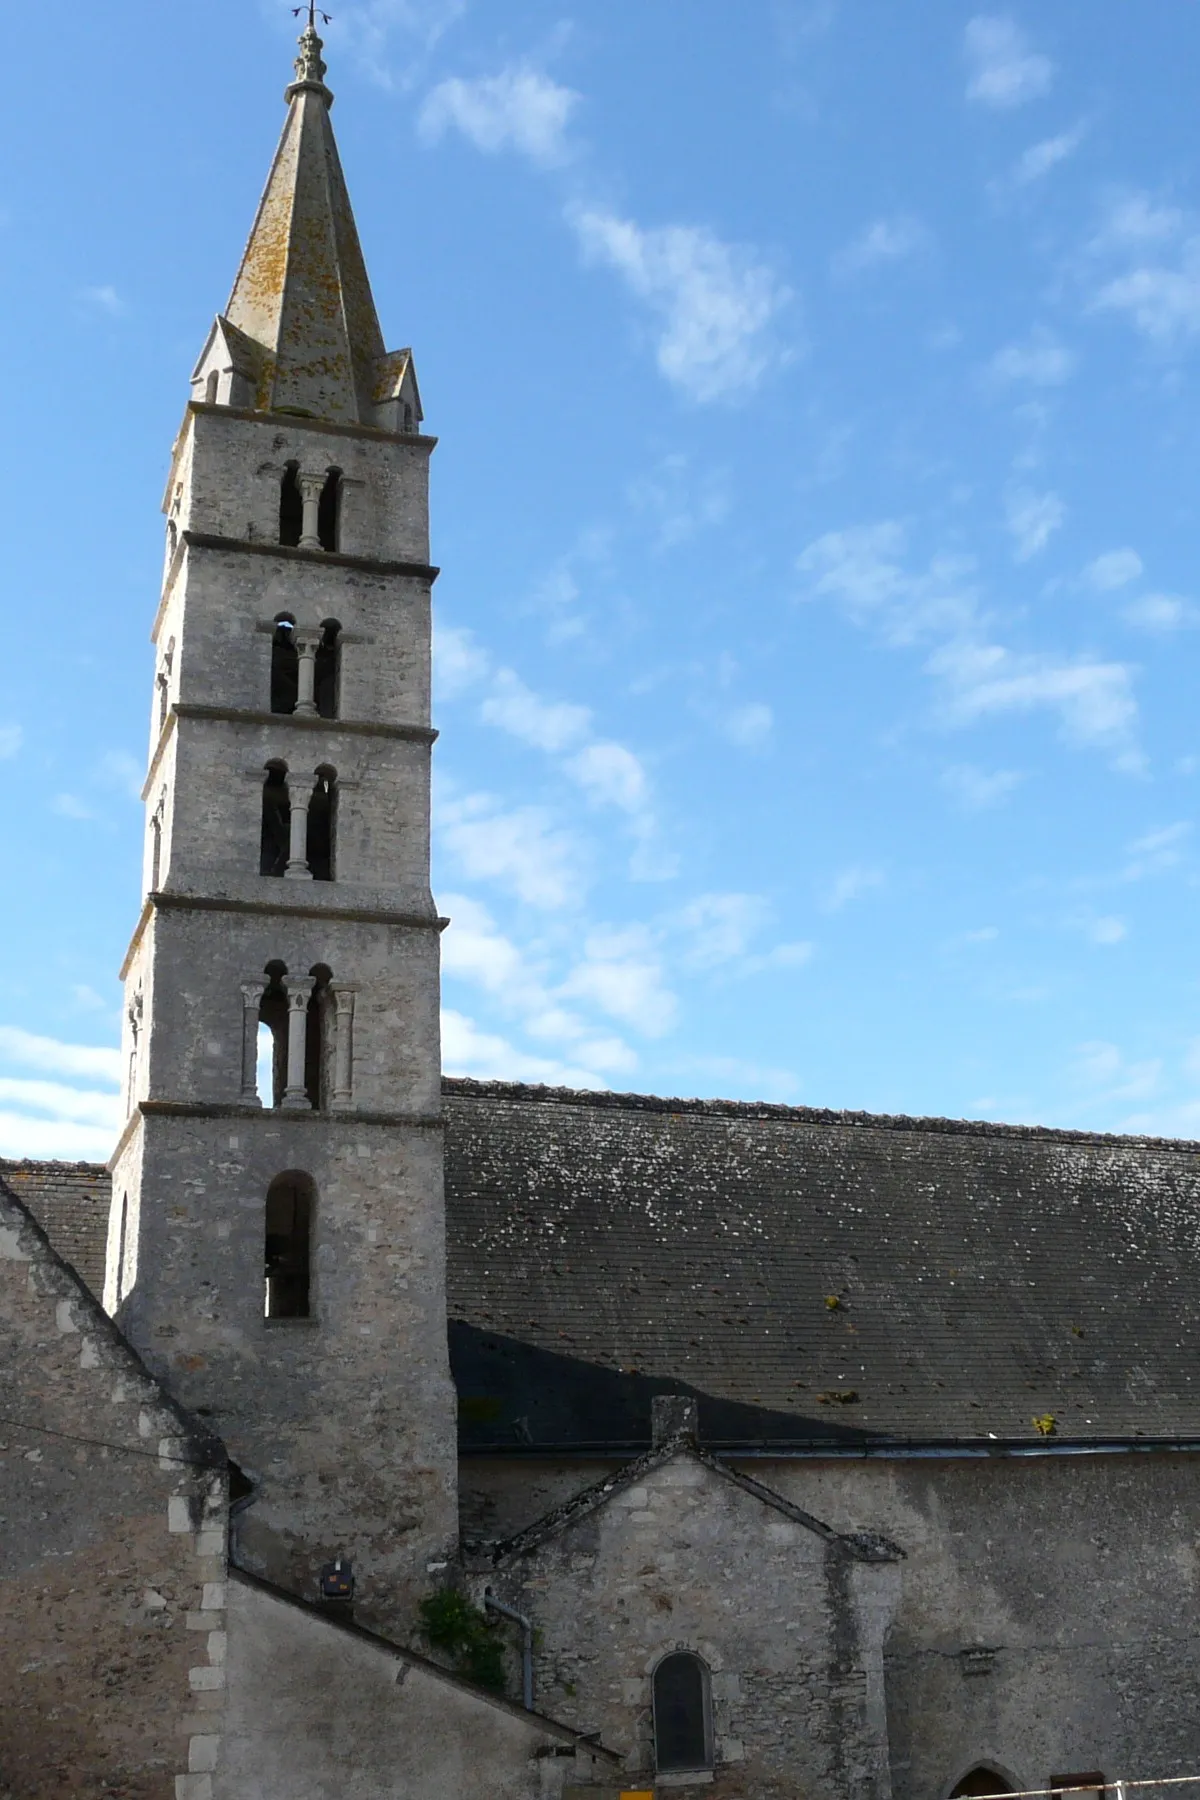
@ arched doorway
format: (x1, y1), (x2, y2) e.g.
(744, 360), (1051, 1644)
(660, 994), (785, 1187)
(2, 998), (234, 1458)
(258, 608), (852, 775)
(951, 1768), (1018, 1800)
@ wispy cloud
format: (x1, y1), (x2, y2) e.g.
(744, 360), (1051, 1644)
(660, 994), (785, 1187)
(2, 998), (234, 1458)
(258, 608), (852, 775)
(1123, 593), (1200, 633)
(1005, 486), (1065, 561)
(79, 285), (126, 318)
(560, 925), (678, 1035)
(0, 724), (21, 759)
(0, 1026), (121, 1159)
(419, 63), (579, 165)
(931, 641), (1138, 759)
(569, 205), (791, 404)
(480, 669), (591, 752)
(1010, 123), (1086, 186)
(0, 1026), (121, 1084)
(1084, 548), (1143, 592)
(987, 327), (1075, 388)
(439, 793), (584, 910)
(441, 1009), (613, 1089)
(722, 702), (774, 749)
(833, 214), (929, 277)
(942, 763), (1023, 811)
(1088, 191), (1200, 344)
(821, 865), (884, 912)
(964, 15), (1053, 110)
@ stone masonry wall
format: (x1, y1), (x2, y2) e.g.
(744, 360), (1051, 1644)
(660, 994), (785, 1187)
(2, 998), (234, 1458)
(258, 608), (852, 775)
(0, 1178), (229, 1800)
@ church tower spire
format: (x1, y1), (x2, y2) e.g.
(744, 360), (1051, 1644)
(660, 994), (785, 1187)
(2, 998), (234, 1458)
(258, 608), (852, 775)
(108, 22), (452, 1635)
(193, 17), (420, 430)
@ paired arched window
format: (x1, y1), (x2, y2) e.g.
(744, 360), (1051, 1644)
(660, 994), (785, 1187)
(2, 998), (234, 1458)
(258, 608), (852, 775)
(653, 1652), (712, 1775)
(252, 962), (340, 1112)
(277, 463), (341, 550)
(314, 618), (341, 718)
(264, 1171), (314, 1318)
(259, 763), (336, 881)
(269, 614), (341, 720)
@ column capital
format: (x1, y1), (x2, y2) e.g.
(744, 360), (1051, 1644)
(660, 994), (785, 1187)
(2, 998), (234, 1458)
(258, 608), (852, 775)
(240, 977), (267, 1006)
(285, 975), (316, 1011)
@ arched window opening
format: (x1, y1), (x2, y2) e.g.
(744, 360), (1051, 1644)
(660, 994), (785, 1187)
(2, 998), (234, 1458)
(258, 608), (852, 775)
(402, 402), (414, 432)
(205, 369), (220, 405)
(260, 762), (291, 877)
(314, 618), (341, 720)
(258, 962), (289, 1109)
(304, 965), (333, 1109)
(653, 1653), (712, 1776)
(270, 615), (299, 715)
(307, 768), (336, 882)
(951, 1772), (1018, 1799)
(149, 810), (163, 891)
(264, 1172), (314, 1319)
(279, 462), (303, 546)
(164, 518), (178, 574)
(317, 467), (341, 552)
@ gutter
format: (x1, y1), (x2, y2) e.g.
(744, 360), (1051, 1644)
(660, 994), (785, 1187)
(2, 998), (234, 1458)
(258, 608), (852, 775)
(485, 1589), (534, 1710)
(460, 1437), (1200, 1462)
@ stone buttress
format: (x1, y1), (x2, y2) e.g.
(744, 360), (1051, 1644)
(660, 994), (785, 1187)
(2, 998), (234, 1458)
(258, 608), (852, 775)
(107, 19), (455, 1635)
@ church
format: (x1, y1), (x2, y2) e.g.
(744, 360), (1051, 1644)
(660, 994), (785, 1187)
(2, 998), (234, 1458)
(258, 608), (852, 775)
(5, 18), (1200, 1800)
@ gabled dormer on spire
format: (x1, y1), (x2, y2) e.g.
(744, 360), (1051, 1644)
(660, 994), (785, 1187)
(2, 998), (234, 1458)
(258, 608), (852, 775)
(190, 18), (421, 430)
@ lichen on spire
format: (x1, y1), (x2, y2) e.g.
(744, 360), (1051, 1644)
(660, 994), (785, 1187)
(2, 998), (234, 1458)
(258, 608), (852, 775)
(193, 11), (421, 430)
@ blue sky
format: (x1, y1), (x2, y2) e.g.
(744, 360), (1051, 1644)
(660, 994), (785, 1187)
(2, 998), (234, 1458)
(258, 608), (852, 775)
(7, 1), (1200, 1158)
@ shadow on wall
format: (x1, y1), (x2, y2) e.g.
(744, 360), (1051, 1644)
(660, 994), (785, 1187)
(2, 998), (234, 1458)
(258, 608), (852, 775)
(448, 1319), (878, 1453)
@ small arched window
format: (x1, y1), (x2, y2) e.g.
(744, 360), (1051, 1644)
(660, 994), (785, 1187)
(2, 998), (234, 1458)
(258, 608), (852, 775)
(260, 763), (290, 876)
(264, 1171), (314, 1319)
(279, 462), (303, 547)
(258, 962), (289, 1108)
(653, 1653), (712, 1776)
(270, 615), (299, 715)
(307, 768), (336, 882)
(317, 467), (341, 552)
(314, 618), (341, 720)
(304, 964), (333, 1108)
(205, 369), (220, 405)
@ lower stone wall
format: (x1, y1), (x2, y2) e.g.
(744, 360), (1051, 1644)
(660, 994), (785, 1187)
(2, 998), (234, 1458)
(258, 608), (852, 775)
(0, 1179), (228, 1800)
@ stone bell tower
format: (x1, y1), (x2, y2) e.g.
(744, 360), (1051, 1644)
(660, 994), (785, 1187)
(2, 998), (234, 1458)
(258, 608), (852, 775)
(107, 17), (456, 1632)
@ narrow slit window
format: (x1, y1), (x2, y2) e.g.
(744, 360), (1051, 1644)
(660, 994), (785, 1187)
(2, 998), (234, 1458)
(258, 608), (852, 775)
(653, 1653), (712, 1775)
(260, 763), (290, 877)
(270, 616), (299, 715)
(307, 769), (336, 882)
(314, 619), (341, 720)
(205, 369), (220, 404)
(258, 963), (289, 1109)
(279, 462), (303, 546)
(304, 965), (332, 1108)
(264, 1172), (313, 1318)
(317, 468), (341, 552)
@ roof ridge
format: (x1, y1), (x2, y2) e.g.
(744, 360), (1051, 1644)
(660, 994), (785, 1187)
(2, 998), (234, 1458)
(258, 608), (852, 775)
(442, 1076), (1200, 1152)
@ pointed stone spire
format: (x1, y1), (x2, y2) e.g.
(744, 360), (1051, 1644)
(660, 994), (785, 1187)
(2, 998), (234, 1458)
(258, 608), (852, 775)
(215, 17), (397, 425)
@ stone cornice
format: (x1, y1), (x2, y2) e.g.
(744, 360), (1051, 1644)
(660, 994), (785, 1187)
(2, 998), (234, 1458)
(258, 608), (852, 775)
(182, 530), (439, 582)
(108, 1101), (443, 1168)
(173, 704), (437, 745)
(119, 893), (448, 980)
(189, 399), (439, 450)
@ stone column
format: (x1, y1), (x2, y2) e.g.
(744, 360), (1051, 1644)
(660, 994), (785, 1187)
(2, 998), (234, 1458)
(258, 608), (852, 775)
(281, 977), (315, 1110)
(294, 632), (320, 716)
(298, 473), (325, 550)
(284, 774), (314, 880)
(330, 987), (356, 1111)
(240, 980), (266, 1105)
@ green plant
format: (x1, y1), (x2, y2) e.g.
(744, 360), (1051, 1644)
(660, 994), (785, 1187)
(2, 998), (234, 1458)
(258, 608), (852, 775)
(1032, 1413), (1057, 1437)
(418, 1589), (507, 1692)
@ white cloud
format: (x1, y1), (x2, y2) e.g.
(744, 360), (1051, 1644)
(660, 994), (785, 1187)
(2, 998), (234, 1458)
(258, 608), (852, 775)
(0, 1027), (121, 1083)
(678, 893), (771, 970)
(1088, 193), (1200, 343)
(0, 724), (21, 759)
(1067, 1039), (1160, 1105)
(942, 764), (1023, 811)
(481, 669), (592, 752)
(628, 454), (730, 551)
(1123, 593), (1199, 633)
(561, 926), (677, 1035)
(821, 866), (884, 912)
(0, 1078), (121, 1129)
(567, 741), (649, 813)
(987, 328), (1075, 387)
(1005, 487), (1065, 561)
(964, 15), (1053, 109)
(797, 521), (977, 646)
(1084, 548), (1143, 592)
(833, 214), (929, 276)
(434, 623), (490, 700)
(98, 750), (143, 801)
(1011, 124), (1086, 185)
(419, 64), (579, 165)
(569, 205), (790, 404)
(80, 284), (126, 317)
(723, 702), (774, 749)
(1122, 821), (1191, 880)
(0, 1114), (119, 1161)
(439, 794), (583, 909)
(1087, 915), (1127, 946)
(930, 641), (1138, 756)
(441, 1010), (610, 1090)
(52, 794), (96, 821)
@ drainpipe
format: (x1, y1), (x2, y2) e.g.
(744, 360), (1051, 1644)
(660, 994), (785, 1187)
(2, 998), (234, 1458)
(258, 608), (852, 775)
(485, 1589), (534, 1711)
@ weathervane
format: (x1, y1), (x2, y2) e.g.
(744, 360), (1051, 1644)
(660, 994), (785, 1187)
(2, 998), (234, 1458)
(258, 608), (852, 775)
(292, 4), (333, 26)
